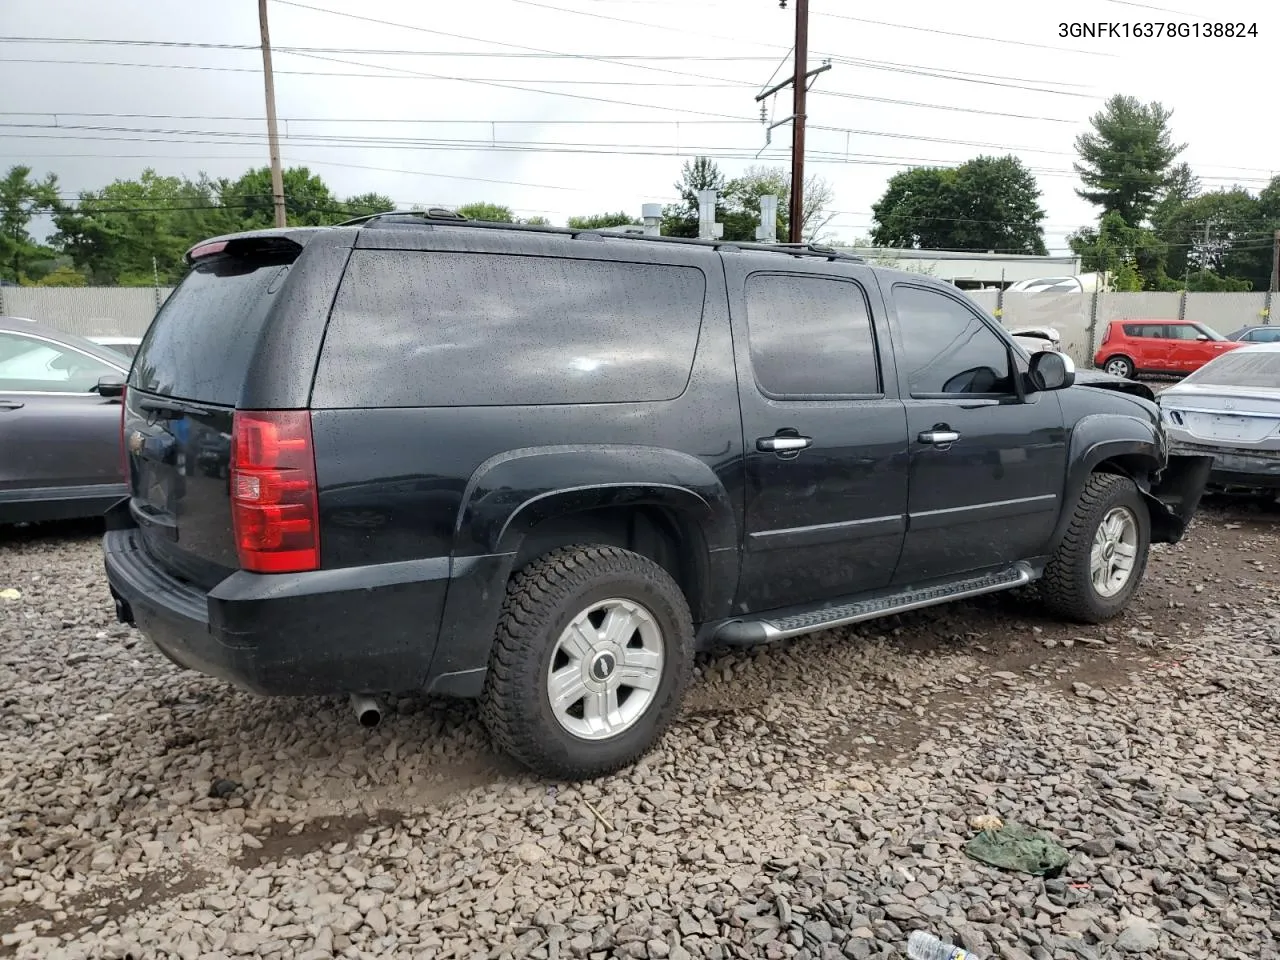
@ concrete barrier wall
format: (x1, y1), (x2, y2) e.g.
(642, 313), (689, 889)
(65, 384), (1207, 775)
(0, 287), (174, 337)
(7, 285), (1274, 371)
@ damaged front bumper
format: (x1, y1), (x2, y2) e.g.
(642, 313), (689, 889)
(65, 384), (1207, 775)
(1145, 452), (1214, 544)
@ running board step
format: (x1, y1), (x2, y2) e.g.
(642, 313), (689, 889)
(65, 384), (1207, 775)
(714, 563), (1035, 647)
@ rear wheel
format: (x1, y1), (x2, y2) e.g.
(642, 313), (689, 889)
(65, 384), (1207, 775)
(1103, 355), (1134, 379)
(1042, 473), (1150, 623)
(481, 545), (693, 780)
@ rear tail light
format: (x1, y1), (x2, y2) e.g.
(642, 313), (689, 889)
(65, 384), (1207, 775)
(1101, 324), (1111, 344)
(230, 410), (320, 573)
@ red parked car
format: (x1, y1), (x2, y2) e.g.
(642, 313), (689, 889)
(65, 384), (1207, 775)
(1094, 319), (1244, 379)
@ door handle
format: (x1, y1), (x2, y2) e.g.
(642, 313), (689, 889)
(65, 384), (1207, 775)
(0, 400), (24, 411)
(918, 430), (960, 446)
(757, 435), (812, 453)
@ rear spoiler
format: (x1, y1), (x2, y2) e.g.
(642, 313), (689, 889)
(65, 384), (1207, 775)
(184, 231), (315, 265)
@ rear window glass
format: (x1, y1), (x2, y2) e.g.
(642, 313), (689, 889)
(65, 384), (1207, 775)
(1183, 350), (1280, 388)
(312, 250), (706, 408)
(130, 253), (292, 406)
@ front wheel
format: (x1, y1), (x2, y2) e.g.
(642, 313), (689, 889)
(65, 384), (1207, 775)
(1041, 473), (1150, 623)
(481, 545), (694, 780)
(1103, 355), (1134, 379)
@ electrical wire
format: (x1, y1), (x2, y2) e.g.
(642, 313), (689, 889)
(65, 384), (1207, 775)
(809, 7), (1116, 58)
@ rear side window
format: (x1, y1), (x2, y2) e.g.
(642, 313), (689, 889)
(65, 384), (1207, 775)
(131, 252), (294, 406)
(1122, 324), (1164, 339)
(312, 251), (705, 407)
(744, 273), (880, 398)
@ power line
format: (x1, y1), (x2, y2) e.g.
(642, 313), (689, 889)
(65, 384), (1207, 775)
(0, 116), (1079, 159)
(809, 7), (1116, 58)
(0, 58), (1088, 125)
(8, 126), (1275, 186)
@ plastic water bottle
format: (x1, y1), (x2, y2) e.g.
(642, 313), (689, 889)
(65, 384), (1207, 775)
(907, 931), (980, 960)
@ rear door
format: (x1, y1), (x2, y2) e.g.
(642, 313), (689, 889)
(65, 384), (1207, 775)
(725, 257), (909, 612)
(0, 329), (126, 500)
(1127, 323), (1171, 372)
(124, 240), (301, 588)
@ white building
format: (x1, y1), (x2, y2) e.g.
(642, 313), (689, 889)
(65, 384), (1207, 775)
(839, 247), (1082, 291)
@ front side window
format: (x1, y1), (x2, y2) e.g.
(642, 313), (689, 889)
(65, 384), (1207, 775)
(893, 286), (1014, 396)
(0, 332), (120, 393)
(744, 273), (880, 398)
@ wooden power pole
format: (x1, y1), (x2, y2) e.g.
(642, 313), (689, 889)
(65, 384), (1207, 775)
(788, 0), (809, 244)
(754, 2), (828, 245)
(1271, 229), (1280, 295)
(258, 0), (287, 229)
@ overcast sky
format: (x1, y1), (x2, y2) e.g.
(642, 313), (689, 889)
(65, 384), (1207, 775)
(1, 0), (1274, 255)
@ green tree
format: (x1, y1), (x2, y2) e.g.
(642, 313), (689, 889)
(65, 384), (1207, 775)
(660, 160), (836, 242)
(454, 202), (516, 223)
(1157, 188), (1265, 289)
(1068, 211), (1168, 292)
(54, 169), (227, 285)
(871, 155), (1047, 254)
(33, 265), (88, 287)
(662, 157), (730, 238)
(0, 165), (60, 282)
(343, 192), (395, 218)
(217, 166), (344, 229)
(521, 215), (551, 226)
(1074, 95), (1184, 229)
(567, 212), (640, 230)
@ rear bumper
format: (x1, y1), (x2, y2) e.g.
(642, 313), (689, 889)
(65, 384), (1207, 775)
(104, 520), (511, 697)
(1169, 441), (1280, 490)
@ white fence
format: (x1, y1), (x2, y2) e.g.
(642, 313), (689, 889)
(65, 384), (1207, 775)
(0, 286), (175, 337)
(4, 285), (1274, 369)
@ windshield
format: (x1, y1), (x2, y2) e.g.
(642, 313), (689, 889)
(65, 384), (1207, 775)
(1182, 350), (1280, 389)
(1191, 323), (1227, 341)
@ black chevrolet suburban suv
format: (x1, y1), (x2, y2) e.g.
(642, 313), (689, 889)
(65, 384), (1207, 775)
(103, 213), (1211, 780)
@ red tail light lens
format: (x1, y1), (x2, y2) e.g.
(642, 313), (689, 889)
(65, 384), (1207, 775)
(1101, 324), (1112, 344)
(230, 410), (320, 573)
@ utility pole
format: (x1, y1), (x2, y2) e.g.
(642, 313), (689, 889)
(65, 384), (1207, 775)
(788, 0), (809, 245)
(754, 4), (827, 244)
(1271, 229), (1280, 294)
(258, 0), (287, 229)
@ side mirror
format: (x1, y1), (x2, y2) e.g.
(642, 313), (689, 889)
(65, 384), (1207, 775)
(1028, 350), (1075, 392)
(1195, 334), (1209, 341)
(95, 375), (126, 398)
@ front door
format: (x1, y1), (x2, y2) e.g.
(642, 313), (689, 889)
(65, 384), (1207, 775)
(0, 330), (125, 500)
(727, 259), (909, 614)
(886, 284), (1068, 585)
(1165, 322), (1234, 372)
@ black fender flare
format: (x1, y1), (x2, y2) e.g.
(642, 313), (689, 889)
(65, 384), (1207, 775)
(425, 445), (739, 696)
(1049, 414), (1168, 551)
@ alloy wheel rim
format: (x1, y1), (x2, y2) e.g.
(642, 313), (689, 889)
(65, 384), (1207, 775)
(1106, 359), (1130, 376)
(1090, 506), (1139, 598)
(546, 598), (665, 740)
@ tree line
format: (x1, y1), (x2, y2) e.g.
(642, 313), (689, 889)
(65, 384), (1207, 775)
(0, 159), (835, 288)
(4, 92), (1275, 292)
(869, 93), (1280, 292)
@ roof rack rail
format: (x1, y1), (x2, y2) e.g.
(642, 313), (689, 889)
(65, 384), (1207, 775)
(339, 209), (866, 263)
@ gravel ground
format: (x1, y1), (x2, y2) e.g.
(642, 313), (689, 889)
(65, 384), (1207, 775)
(1, 502), (1278, 960)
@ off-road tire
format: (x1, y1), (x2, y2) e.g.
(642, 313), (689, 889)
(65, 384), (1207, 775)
(1102, 355), (1135, 379)
(1042, 473), (1150, 624)
(480, 545), (694, 780)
